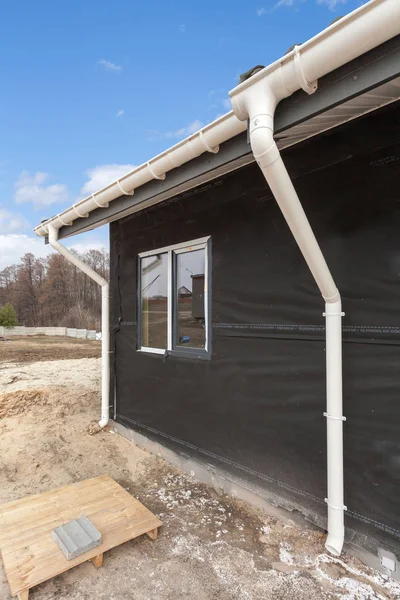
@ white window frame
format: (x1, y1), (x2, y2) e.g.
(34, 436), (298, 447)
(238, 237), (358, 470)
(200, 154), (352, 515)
(138, 236), (211, 358)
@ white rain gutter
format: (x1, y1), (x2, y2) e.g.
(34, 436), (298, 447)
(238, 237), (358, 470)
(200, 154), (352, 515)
(35, 0), (400, 556)
(34, 112), (247, 237)
(47, 225), (110, 428)
(229, 0), (400, 557)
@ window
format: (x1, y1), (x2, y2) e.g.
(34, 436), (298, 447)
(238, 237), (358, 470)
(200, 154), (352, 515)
(138, 237), (211, 357)
(140, 253), (168, 349)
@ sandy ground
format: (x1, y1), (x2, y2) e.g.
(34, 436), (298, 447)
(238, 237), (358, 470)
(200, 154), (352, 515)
(0, 344), (399, 599)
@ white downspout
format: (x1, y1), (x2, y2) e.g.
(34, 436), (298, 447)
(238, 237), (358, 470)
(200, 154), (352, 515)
(48, 225), (110, 428)
(230, 87), (345, 555)
(324, 298), (345, 556)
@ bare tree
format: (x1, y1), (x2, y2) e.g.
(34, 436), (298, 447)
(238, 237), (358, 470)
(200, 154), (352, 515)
(0, 248), (109, 329)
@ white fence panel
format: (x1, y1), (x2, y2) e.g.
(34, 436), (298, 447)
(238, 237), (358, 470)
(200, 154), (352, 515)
(0, 326), (100, 340)
(9, 326), (26, 336)
(55, 327), (67, 336)
(45, 327), (57, 336)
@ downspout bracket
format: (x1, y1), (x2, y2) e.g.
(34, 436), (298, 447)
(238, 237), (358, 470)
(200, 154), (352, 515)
(323, 412), (346, 421)
(294, 45), (318, 95)
(117, 181), (134, 196)
(92, 194), (110, 208)
(147, 162), (166, 180)
(325, 499), (348, 512)
(199, 131), (219, 154)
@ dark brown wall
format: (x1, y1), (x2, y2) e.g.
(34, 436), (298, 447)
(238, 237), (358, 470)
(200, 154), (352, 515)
(110, 103), (400, 553)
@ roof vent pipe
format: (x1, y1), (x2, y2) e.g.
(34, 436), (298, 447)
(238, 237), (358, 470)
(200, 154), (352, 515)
(47, 225), (110, 429)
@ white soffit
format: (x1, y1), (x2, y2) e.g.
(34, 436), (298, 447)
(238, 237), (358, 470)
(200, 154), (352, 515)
(276, 76), (400, 150)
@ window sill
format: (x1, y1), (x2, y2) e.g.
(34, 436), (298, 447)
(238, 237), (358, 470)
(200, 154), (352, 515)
(137, 348), (211, 361)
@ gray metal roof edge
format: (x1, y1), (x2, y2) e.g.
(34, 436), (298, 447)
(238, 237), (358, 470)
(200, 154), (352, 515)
(58, 35), (400, 240)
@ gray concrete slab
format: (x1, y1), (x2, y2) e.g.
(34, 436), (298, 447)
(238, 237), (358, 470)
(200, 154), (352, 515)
(52, 516), (102, 560)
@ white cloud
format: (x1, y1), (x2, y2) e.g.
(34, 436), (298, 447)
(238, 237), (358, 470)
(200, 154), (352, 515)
(260, 0), (342, 15)
(97, 59), (122, 73)
(0, 208), (29, 234)
(116, 109), (124, 118)
(316, 0), (347, 8)
(208, 92), (231, 112)
(181, 119), (204, 135)
(273, 0), (311, 8)
(67, 241), (108, 254)
(208, 89), (224, 98)
(0, 233), (108, 270)
(14, 171), (69, 208)
(79, 164), (136, 198)
(179, 24), (186, 33)
(275, 0), (295, 7)
(0, 234), (51, 269)
(147, 119), (204, 141)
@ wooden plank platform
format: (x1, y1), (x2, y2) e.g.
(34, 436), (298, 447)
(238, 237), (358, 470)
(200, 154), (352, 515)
(0, 475), (162, 600)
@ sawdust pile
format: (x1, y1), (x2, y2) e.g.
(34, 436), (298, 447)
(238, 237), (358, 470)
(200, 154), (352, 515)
(0, 388), (50, 419)
(0, 358), (101, 423)
(0, 387), (99, 420)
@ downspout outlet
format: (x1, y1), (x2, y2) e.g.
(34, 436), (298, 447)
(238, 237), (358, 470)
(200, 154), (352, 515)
(325, 537), (344, 558)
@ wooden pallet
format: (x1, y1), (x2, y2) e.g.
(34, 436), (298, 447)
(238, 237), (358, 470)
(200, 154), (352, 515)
(0, 475), (162, 599)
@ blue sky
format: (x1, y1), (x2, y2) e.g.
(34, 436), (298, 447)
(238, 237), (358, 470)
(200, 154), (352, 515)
(0, 0), (365, 269)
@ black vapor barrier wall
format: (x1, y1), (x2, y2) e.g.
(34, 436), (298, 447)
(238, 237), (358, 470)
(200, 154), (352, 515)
(110, 103), (400, 554)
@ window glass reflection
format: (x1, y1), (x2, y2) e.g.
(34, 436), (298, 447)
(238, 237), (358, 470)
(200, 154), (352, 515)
(176, 248), (205, 349)
(141, 253), (168, 348)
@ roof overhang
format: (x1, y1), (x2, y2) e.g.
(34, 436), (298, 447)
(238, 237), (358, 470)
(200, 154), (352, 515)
(57, 34), (400, 240)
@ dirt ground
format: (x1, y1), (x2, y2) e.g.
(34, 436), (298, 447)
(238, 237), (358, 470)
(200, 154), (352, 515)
(0, 340), (399, 599)
(0, 336), (101, 363)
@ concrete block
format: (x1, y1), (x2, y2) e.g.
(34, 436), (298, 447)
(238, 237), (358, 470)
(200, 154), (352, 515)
(379, 548), (397, 573)
(51, 516), (102, 560)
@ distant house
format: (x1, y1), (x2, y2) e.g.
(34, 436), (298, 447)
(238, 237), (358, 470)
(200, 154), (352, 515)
(178, 286), (191, 298)
(34, 5), (400, 574)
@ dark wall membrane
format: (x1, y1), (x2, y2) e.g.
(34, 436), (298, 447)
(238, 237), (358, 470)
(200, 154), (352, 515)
(110, 103), (400, 552)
